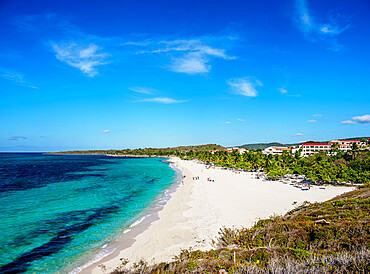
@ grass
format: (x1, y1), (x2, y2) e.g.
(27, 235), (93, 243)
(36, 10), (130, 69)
(109, 186), (370, 273)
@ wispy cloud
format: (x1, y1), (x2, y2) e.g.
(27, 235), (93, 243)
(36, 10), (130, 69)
(237, 118), (245, 122)
(278, 87), (288, 95)
(9, 136), (27, 141)
(128, 86), (156, 95)
(0, 70), (38, 89)
(341, 114), (370, 125)
(101, 130), (110, 133)
(307, 120), (317, 123)
(313, 114), (322, 117)
(139, 97), (187, 104)
(296, 133), (304, 136)
(170, 52), (210, 74)
(319, 24), (347, 35)
(294, 0), (350, 50)
(224, 121), (231, 124)
(341, 120), (357, 125)
(51, 42), (110, 77)
(15, 13), (236, 76)
(228, 77), (262, 97)
(137, 38), (235, 74)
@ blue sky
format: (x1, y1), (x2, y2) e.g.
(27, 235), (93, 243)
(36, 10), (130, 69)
(0, 0), (369, 151)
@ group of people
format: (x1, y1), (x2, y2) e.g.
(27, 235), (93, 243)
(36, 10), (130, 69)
(181, 173), (215, 184)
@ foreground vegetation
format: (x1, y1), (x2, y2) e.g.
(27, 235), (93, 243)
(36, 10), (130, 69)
(111, 186), (370, 273)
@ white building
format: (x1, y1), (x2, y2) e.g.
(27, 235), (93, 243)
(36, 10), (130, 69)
(301, 143), (331, 157)
(331, 139), (367, 147)
(263, 146), (290, 155)
(328, 141), (351, 152)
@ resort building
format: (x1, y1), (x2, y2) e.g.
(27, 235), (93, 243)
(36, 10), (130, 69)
(301, 143), (331, 157)
(235, 148), (247, 154)
(209, 148), (247, 154)
(330, 139), (364, 146)
(210, 138), (367, 156)
(328, 140), (351, 152)
(263, 146), (290, 155)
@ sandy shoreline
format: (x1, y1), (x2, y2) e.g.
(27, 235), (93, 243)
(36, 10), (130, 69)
(82, 157), (354, 273)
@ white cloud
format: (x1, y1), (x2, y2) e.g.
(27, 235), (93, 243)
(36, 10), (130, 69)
(51, 42), (109, 77)
(278, 87), (288, 94)
(341, 120), (357, 125)
(0, 71), (38, 89)
(294, 0), (350, 50)
(352, 114), (370, 124)
(227, 77), (262, 97)
(101, 130), (110, 133)
(170, 52), (210, 74)
(224, 121), (231, 124)
(296, 133), (304, 136)
(139, 97), (187, 104)
(138, 39), (234, 74)
(237, 118), (245, 122)
(320, 24), (337, 34)
(307, 120), (317, 123)
(128, 87), (155, 95)
(313, 114), (322, 117)
(295, 0), (313, 33)
(341, 114), (370, 125)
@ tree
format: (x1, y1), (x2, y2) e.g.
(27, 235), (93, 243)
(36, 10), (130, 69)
(351, 143), (359, 160)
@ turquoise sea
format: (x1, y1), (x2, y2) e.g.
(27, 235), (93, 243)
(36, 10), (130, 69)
(0, 153), (178, 273)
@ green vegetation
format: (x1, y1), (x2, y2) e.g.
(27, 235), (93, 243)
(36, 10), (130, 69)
(50, 141), (370, 185)
(48, 144), (225, 156)
(186, 149), (370, 185)
(111, 187), (370, 273)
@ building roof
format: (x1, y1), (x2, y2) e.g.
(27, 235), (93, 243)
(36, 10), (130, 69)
(338, 139), (361, 142)
(302, 143), (330, 146)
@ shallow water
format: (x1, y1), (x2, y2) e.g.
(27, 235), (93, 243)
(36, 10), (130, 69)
(0, 153), (176, 273)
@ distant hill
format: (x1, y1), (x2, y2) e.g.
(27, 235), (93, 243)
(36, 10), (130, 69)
(238, 142), (301, 150)
(338, 137), (370, 141)
(166, 144), (225, 152)
(238, 136), (369, 150)
(48, 144), (226, 155)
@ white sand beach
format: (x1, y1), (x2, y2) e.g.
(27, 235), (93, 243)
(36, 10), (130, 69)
(84, 157), (354, 273)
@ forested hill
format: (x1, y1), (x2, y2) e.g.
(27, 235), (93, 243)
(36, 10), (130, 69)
(48, 144), (225, 155)
(238, 136), (370, 150)
(238, 142), (300, 150)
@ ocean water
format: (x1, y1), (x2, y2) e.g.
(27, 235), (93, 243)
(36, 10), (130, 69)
(0, 153), (178, 273)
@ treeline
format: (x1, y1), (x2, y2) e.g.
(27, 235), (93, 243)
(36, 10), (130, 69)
(48, 144), (225, 156)
(112, 186), (370, 274)
(183, 149), (370, 185)
(49, 144), (370, 185)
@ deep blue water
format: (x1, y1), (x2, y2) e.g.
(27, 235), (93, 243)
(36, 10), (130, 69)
(0, 153), (177, 273)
